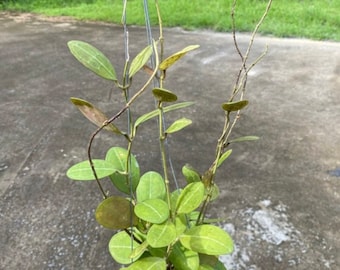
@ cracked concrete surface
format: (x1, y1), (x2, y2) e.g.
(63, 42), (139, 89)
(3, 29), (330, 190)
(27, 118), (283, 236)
(0, 12), (339, 269)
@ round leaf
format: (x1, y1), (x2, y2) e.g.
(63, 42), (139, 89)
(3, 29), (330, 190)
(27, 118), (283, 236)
(179, 225), (234, 255)
(122, 257), (166, 270)
(176, 182), (205, 214)
(66, 159), (116, 180)
(221, 100), (249, 112)
(109, 231), (141, 264)
(95, 196), (137, 229)
(147, 222), (176, 248)
(68, 40), (117, 81)
(106, 147), (140, 194)
(136, 171), (166, 202)
(134, 199), (169, 224)
(152, 88), (178, 103)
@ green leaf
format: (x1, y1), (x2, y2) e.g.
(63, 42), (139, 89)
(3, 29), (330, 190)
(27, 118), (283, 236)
(198, 262), (226, 270)
(199, 254), (227, 270)
(170, 190), (181, 214)
(182, 164), (201, 183)
(95, 196), (137, 229)
(70, 97), (122, 134)
(136, 171), (166, 202)
(134, 199), (169, 224)
(229, 135), (259, 143)
(66, 159), (116, 180)
(188, 211), (200, 225)
(152, 88), (178, 103)
(159, 45), (200, 71)
(205, 183), (220, 201)
(148, 246), (167, 258)
(217, 149), (233, 168)
(169, 242), (199, 270)
(176, 182), (205, 214)
(134, 101), (194, 131)
(175, 214), (187, 236)
(190, 211), (225, 225)
(67, 40), (117, 81)
(147, 222), (176, 248)
(109, 231), (141, 264)
(121, 257), (166, 270)
(129, 241), (149, 260)
(106, 147), (140, 194)
(165, 118), (192, 134)
(129, 44), (153, 78)
(198, 265), (213, 270)
(221, 100), (249, 112)
(179, 225), (234, 255)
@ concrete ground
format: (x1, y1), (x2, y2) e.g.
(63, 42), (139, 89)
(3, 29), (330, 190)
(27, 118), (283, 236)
(0, 12), (339, 270)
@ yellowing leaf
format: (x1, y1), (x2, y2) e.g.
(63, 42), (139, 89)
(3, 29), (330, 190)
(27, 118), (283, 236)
(95, 196), (137, 229)
(152, 88), (178, 103)
(159, 45), (199, 71)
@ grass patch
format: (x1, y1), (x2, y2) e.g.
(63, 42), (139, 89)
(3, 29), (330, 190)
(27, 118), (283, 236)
(1, 0), (339, 41)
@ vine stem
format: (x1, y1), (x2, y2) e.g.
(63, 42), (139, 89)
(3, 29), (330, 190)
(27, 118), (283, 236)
(87, 41), (159, 198)
(231, 0), (273, 98)
(158, 102), (173, 220)
(155, 0), (164, 61)
(197, 0), (273, 224)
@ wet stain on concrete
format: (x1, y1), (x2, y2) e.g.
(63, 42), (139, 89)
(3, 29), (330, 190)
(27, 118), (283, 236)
(328, 168), (340, 177)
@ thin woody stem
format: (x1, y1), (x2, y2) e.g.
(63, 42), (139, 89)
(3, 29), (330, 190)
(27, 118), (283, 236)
(199, 0), (272, 223)
(87, 41), (159, 198)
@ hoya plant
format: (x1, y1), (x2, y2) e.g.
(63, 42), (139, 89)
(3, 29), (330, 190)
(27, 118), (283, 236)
(66, 0), (272, 269)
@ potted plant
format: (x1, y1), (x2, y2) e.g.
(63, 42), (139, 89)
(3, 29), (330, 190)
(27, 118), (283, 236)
(66, 1), (272, 269)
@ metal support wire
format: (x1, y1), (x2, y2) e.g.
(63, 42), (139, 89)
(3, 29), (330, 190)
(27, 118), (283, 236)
(142, 0), (179, 190)
(122, 0), (131, 132)
(122, 0), (135, 256)
(143, 0), (156, 78)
